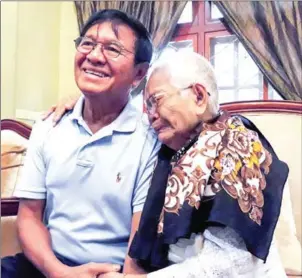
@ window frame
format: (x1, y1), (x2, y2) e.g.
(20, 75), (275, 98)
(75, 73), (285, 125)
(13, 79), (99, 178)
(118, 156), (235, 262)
(170, 1), (271, 101)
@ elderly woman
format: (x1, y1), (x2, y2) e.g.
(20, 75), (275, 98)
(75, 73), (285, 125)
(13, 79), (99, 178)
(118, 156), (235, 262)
(47, 52), (288, 277)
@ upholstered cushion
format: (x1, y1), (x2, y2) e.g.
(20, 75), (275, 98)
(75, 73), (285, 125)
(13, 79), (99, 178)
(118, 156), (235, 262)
(1, 144), (26, 198)
(241, 112), (302, 275)
(1, 129), (28, 257)
(275, 182), (302, 276)
(0, 216), (21, 257)
(1, 130), (28, 198)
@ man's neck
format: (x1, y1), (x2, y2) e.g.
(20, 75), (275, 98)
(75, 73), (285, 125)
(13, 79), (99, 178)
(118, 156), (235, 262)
(82, 95), (128, 134)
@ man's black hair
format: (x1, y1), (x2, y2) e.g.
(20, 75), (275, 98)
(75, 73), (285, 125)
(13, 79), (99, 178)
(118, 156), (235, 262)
(80, 9), (153, 65)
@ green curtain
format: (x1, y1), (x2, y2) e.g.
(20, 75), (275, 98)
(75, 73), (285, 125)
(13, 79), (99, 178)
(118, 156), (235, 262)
(215, 1), (302, 100)
(74, 1), (187, 96)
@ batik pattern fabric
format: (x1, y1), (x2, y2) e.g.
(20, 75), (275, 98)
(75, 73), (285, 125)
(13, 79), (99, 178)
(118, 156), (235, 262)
(158, 112), (272, 231)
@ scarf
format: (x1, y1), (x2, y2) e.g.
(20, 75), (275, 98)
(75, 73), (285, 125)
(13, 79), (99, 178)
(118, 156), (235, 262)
(129, 111), (288, 270)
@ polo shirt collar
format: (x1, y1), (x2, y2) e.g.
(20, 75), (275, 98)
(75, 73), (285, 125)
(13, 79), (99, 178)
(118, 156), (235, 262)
(70, 95), (138, 133)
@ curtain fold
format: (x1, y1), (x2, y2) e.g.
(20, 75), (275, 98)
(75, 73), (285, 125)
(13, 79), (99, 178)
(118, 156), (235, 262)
(215, 1), (302, 100)
(74, 1), (187, 96)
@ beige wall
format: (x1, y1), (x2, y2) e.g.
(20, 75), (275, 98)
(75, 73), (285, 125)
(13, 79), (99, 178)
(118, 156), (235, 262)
(1, 2), (78, 122)
(1, 2), (18, 119)
(58, 2), (81, 100)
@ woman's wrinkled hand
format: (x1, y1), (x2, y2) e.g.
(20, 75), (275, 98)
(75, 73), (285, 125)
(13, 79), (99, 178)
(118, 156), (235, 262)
(41, 94), (80, 126)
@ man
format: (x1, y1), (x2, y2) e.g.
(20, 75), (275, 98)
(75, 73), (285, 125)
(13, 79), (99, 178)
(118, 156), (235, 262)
(1, 9), (160, 278)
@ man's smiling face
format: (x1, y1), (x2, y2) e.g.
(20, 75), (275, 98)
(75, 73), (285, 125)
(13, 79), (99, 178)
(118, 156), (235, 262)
(74, 22), (139, 99)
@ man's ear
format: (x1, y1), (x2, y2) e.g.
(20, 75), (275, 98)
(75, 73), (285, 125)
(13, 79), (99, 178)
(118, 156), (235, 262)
(192, 83), (209, 116)
(132, 62), (150, 88)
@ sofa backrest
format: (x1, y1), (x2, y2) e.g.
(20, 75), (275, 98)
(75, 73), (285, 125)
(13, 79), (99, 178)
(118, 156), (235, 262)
(1, 119), (31, 257)
(221, 100), (302, 275)
(1, 120), (31, 199)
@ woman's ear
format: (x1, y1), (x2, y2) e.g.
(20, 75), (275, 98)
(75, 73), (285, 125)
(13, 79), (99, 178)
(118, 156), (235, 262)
(192, 83), (209, 116)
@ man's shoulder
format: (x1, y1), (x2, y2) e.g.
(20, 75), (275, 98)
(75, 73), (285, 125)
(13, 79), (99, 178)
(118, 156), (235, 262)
(30, 113), (72, 142)
(30, 117), (55, 140)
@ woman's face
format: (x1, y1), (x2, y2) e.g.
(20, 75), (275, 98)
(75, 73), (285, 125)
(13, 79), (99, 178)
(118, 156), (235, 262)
(145, 70), (200, 150)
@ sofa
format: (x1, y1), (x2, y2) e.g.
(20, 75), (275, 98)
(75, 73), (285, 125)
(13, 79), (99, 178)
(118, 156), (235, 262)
(1, 100), (301, 276)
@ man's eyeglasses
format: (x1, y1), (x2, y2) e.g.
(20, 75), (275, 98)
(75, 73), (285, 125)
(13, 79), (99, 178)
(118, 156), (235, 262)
(74, 36), (134, 59)
(145, 85), (211, 115)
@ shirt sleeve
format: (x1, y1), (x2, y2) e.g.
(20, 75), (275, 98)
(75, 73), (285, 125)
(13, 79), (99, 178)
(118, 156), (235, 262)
(132, 129), (161, 213)
(13, 120), (51, 199)
(147, 226), (287, 278)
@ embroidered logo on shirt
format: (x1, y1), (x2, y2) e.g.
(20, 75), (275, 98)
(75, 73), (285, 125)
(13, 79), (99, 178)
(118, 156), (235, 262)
(116, 172), (122, 183)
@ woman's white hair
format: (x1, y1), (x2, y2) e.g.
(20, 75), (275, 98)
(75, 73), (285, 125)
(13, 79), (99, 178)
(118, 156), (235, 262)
(147, 50), (219, 115)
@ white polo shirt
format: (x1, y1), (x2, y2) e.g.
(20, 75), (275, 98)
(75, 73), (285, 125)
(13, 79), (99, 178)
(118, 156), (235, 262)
(14, 96), (160, 265)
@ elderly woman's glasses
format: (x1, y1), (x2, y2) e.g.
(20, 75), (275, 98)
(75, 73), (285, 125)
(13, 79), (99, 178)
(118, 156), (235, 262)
(145, 85), (211, 115)
(74, 36), (134, 59)
(145, 92), (165, 116)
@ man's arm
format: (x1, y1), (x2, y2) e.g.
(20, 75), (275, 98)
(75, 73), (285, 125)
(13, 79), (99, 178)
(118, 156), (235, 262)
(123, 126), (161, 275)
(17, 199), (120, 278)
(123, 212), (146, 274)
(99, 212), (146, 278)
(13, 120), (66, 277)
(17, 199), (69, 278)
(14, 120), (120, 278)
(13, 120), (69, 277)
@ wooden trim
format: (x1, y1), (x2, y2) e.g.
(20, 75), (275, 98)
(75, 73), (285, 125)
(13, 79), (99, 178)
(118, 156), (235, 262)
(174, 2), (201, 36)
(174, 23), (227, 37)
(263, 78), (269, 100)
(172, 33), (198, 52)
(205, 1), (213, 24)
(1, 198), (19, 216)
(204, 30), (232, 60)
(197, 1), (205, 55)
(192, 1), (201, 27)
(204, 2), (226, 30)
(220, 100), (302, 114)
(173, 25), (200, 37)
(173, 1), (227, 56)
(1, 119), (32, 139)
(204, 23), (228, 33)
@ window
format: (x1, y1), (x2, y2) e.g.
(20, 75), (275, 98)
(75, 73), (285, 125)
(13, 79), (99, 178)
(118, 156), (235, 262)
(177, 2), (193, 24)
(268, 84), (283, 100)
(210, 35), (263, 102)
(210, 3), (223, 20)
(160, 40), (194, 62)
(163, 1), (283, 103)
